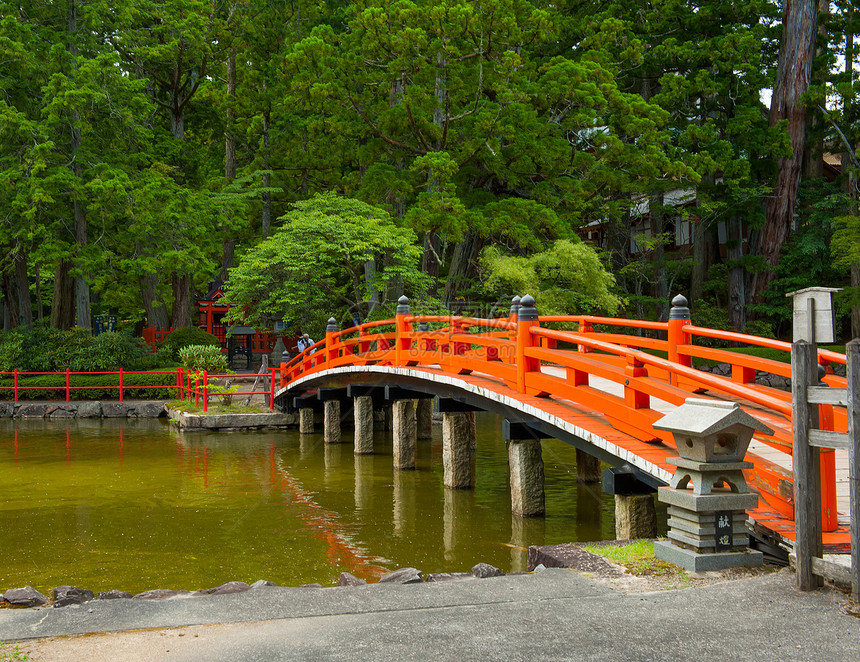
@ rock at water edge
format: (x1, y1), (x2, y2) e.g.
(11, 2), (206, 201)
(337, 573), (367, 587)
(250, 580), (278, 589)
(4, 587), (49, 607)
(378, 568), (422, 584)
(471, 563), (504, 578)
(53, 586), (95, 607)
(426, 573), (474, 583)
(196, 581), (251, 596)
(133, 589), (193, 600)
(97, 590), (133, 600)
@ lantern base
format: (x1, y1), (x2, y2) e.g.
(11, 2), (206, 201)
(655, 540), (763, 572)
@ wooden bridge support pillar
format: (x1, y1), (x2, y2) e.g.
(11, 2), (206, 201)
(507, 439), (545, 517)
(323, 400), (341, 444)
(416, 398), (433, 439)
(392, 400), (417, 470)
(576, 449), (601, 483)
(353, 396), (374, 454)
(614, 494), (656, 540)
(443, 412), (476, 488)
(298, 408), (314, 434)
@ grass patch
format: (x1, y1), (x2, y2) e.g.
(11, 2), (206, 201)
(0, 642), (29, 661)
(167, 400), (275, 415)
(582, 540), (688, 581)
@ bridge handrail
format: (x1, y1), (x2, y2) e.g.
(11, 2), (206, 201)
(530, 326), (793, 417)
(682, 324), (847, 366)
(540, 315), (669, 332)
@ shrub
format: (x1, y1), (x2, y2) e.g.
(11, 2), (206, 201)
(162, 327), (220, 360)
(68, 331), (151, 371)
(178, 344), (229, 374)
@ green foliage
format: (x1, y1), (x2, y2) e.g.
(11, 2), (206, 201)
(161, 328), (221, 361)
(479, 239), (622, 315)
(178, 345), (229, 374)
(224, 192), (430, 335)
(0, 371), (178, 401)
(0, 328), (168, 372)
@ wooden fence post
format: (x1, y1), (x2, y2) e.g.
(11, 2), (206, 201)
(119, 368), (124, 402)
(65, 368), (70, 403)
(792, 339), (823, 590)
(847, 339), (860, 603)
(202, 371), (208, 413)
(13, 368), (17, 402)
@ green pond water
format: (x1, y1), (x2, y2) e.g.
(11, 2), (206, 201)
(0, 414), (660, 595)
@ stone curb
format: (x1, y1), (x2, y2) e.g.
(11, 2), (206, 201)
(0, 564), (507, 610)
(0, 401), (167, 419)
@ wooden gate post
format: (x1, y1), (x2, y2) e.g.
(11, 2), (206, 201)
(848, 339), (860, 602)
(792, 339), (823, 590)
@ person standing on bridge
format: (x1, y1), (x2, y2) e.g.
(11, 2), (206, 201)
(297, 334), (315, 353)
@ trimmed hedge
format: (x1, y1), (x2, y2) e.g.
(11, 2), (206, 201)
(0, 371), (179, 401)
(0, 327), (175, 372)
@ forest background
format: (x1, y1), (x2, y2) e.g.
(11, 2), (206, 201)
(1, 0), (858, 345)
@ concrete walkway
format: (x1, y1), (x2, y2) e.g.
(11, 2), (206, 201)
(2, 569), (858, 661)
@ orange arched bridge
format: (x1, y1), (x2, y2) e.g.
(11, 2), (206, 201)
(274, 295), (851, 552)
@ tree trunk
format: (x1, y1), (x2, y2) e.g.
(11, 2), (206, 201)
(225, 48), (236, 182)
(1, 270), (19, 329)
(853, 262), (860, 339)
(650, 195), (669, 321)
(364, 259), (379, 317)
(140, 271), (170, 329)
(262, 106), (272, 239)
(422, 231), (441, 297)
(68, 0), (91, 330)
(759, 0), (818, 298)
(690, 218), (710, 302)
(13, 247), (32, 330)
(171, 273), (192, 329)
(726, 216), (747, 331)
(51, 259), (75, 330)
(34, 262), (43, 320)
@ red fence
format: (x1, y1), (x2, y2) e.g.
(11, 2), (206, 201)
(0, 369), (180, 403)
(178, 369), (277, 412)
(0, 368), (276, 411)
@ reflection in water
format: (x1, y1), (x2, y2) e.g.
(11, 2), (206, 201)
(443, 488), (475, 562)
(0, 414), (638, 595)
(510, 515), (546, 571)
(353, 454), (373, 511)
(575, 482), (603, 540)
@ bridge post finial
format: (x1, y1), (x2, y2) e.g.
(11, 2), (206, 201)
(395, 296), (413, 367)
(325, 317), (340, 364)
(667, 294), (692, 385)
(518, 294), (538, 321)
(669, 294), (690, 320)
(515, 294), (541, 393)
(509, 295), (521, 319)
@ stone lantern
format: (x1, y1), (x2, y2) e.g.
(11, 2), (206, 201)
(653, 398), (773, 572)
